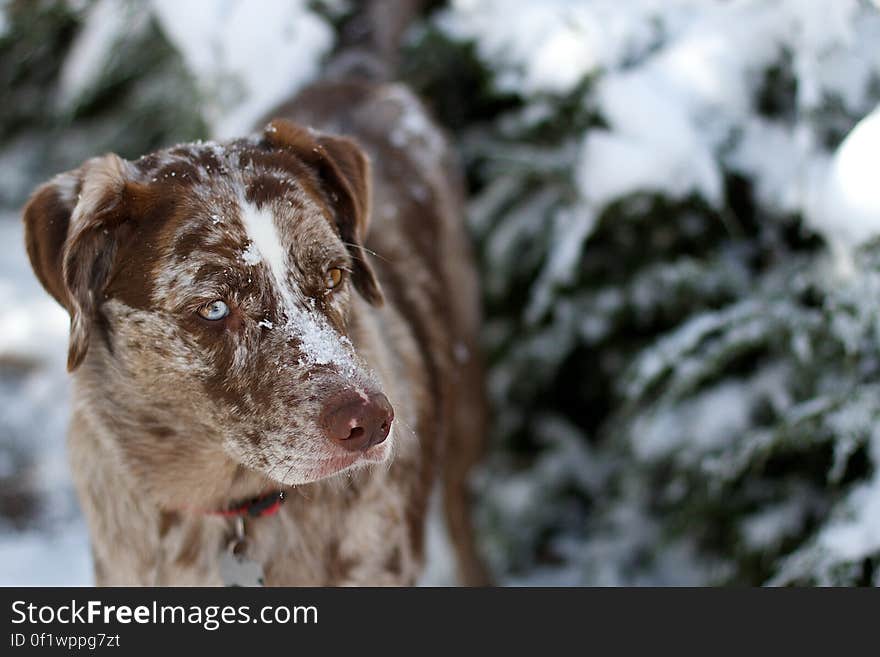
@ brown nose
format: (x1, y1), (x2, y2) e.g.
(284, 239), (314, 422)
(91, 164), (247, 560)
(320, 390), (394, 452)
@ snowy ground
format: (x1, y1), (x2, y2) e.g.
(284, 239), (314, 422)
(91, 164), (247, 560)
(0, 213), (92, 586)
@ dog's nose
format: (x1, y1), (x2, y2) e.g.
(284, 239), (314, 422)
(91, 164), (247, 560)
(320, 390), (394, 452)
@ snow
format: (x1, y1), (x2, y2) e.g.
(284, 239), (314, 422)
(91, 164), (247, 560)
(742, 499), (809, 551)
(453, 0), (880, 263)
(525, 206), (596, 324)
(819, 466), (880, 561)
(577, 65), (723, 209)
(632, 379), (757, 463)
(808, 107), (880, 258)
(629, 358), (792, 467)
(440, 0), (689, 97)
(288, 305), (357, 375)
(728, 118), (821, 216)
(574, 0), (837, 212)
(151, 0), (334, 138)
(0, 523), (92, 586)
(772, 429), (880, 585)
(0, 215), (92, 586)
(240, 241), (262, 266)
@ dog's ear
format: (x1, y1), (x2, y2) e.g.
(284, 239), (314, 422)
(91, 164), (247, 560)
(23, 154), (137, 371)
(263, 119), (384, 306)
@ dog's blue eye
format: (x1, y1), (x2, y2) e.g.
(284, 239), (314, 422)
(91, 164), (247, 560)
(198, 300), (229, 321)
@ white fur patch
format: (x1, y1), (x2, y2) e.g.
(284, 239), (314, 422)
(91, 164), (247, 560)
(238, 200), (289, 292)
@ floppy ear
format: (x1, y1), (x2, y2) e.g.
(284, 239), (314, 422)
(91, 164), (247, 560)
(23, 154), (136, 371)
(263, 119), (384, 306)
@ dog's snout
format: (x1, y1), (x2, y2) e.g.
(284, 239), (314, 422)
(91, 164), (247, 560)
(320, 390), (393, 452)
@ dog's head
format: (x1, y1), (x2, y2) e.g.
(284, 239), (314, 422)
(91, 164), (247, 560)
(23, 120), (396, 498)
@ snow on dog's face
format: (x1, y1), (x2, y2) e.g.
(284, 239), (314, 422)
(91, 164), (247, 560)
(23, 120), (394, 498)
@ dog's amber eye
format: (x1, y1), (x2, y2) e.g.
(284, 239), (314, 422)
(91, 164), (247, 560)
(198, 300), (230, 321)
(325, 267), (343, 290)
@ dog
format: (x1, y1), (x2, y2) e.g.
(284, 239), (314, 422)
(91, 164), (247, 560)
(22, 76), (490, 585)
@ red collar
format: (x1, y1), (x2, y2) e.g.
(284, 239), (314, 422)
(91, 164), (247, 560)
(206, 490), (286, 518)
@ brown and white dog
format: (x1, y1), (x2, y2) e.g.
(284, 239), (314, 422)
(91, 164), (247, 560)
(21, 78), (490, 586)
